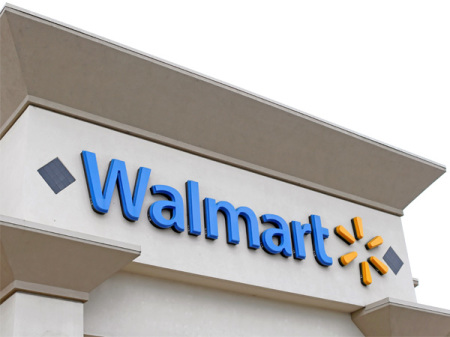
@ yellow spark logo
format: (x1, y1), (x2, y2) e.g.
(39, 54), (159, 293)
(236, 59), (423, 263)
(334, 217), (389, 286)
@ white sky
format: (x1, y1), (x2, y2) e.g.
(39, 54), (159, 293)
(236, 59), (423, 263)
(2, 0), (449, 309)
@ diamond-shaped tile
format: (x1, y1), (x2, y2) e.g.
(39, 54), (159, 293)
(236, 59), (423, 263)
(383, 246), (404, 275)
(38, 158), (75, 194)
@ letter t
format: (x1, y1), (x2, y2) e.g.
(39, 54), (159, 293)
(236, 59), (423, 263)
(310, 215), (333, 266)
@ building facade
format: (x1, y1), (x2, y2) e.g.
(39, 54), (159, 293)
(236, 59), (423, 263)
(1, 5), (449, 336)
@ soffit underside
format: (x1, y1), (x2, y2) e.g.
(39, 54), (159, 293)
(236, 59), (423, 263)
(0, 6), (445, 215)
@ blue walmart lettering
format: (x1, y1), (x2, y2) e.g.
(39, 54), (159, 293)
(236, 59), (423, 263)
(81, 150), (333, 266)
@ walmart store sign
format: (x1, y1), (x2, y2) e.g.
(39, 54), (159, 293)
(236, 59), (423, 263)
(82, 150), (390, 285)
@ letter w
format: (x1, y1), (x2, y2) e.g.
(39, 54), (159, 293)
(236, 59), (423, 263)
(81, 151), (151, 221)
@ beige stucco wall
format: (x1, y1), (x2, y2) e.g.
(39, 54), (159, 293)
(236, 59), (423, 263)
(0, 292), (83, 336)
(84, 271), (364, 337)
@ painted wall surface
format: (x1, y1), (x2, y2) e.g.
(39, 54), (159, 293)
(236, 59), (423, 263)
(0, 110), (28, 220)
(84, 271), (364, 337)
(0, 106), (416, 307)
(0, 292), (83, 337)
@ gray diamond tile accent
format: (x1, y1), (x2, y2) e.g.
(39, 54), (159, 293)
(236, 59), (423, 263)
(383, 246), (404, 275)
(38, 158), (75, 194)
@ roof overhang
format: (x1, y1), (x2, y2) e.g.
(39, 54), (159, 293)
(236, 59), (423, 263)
(0, 5), (445, 216)
(0, 215), (140, 303)
(352, 297), (450, 336)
